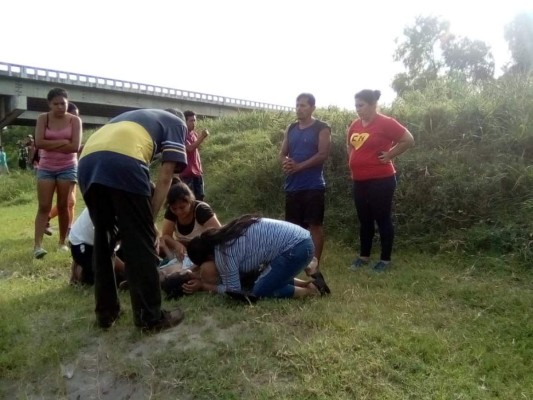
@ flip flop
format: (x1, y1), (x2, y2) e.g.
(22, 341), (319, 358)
(310, 272), (331, 295)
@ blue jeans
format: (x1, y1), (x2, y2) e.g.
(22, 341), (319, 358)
(252, 238), (314, 299)
(37, 166), (77, 182)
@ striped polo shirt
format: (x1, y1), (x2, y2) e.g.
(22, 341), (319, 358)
(78, 109), (187, 196)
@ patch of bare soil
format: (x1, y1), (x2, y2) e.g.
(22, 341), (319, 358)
(2, 316), (245, 399)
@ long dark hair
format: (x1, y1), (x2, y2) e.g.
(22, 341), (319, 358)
(186, 214), (260, 266)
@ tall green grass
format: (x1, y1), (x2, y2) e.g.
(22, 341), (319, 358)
(198, 76), (533, 266)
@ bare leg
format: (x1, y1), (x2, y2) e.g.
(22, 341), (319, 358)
(308, 224), (324, 264)
(68, 187), (77, 228)
(56, 180), (74, 246)
(294, 277), (312, 287)
(293, 282), (320, 298)
(34, 180), (56, 250)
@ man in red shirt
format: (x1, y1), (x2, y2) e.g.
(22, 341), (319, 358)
(180, 110), (209, 200)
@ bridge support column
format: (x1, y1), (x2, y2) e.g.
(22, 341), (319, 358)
(0, 95), (27, 130)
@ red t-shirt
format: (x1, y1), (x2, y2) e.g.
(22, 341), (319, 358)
(179, 130), (203, 178)
(347, 114), (406, 181)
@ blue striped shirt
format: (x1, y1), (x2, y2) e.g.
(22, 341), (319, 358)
(214, 218), (310, 293)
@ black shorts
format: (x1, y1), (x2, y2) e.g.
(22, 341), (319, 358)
(70, 242), (94, 285)
(285, 189), (325, 228)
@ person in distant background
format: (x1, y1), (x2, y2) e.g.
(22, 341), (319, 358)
(33, 88), (82, 259)
(26, 135), (36, 170)
(347, 89), (414, 273)
(0, 145), (9, 174)
(45, 102), (81, 236)
(18, 140), (28, 170)
(179, 110), (209, 201)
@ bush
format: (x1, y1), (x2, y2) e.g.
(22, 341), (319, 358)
(0, 172), (35, 206)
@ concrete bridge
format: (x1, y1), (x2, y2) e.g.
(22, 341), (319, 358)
(0, 61), (292, 129)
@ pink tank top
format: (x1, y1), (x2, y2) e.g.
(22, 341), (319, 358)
(39, 116), (78, 171)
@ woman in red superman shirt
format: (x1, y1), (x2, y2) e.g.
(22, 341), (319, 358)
(346, 89), (415, 273)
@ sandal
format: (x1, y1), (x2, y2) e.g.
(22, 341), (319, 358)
(310, 272), (331, 296)
(34, 248), (47, 259)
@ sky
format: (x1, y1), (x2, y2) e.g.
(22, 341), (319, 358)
(2, 0), (531, 110)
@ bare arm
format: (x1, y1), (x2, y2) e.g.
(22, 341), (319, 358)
(202, 215), (222, 230)
(346, 126), (352, 157)
(161, 219), (175, 237)
(55, 116), (83, 153)
(279, 128), (290, 162)
(151, 162), (176, 219)
(185, 130), (209, 152)
(34, 114), (69, 150)
(379, 130), (415, 163)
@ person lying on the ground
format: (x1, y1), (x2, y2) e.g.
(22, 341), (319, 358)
(158, 181), (221, 268)
(180, 260), (325, 303)
(181, 215), (331, 300)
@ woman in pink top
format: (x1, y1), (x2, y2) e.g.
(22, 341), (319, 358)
(45, 102), (81, 236)
(33, 88), (82, 258)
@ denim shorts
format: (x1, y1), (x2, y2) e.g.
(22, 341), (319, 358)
(37, 166), (77, 182)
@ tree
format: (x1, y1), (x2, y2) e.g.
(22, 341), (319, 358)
(504, 12), (533, 75)
(441, 36), (495, 83)
(393, 16), (495, 96)
(392, 16), (449, 96)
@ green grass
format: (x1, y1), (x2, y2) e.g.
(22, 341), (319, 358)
(0, 174), (532, 399)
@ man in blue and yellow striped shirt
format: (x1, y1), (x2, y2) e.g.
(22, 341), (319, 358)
(79, 108), (187, 331)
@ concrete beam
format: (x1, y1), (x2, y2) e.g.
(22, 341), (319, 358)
(18, 110), (110, 126)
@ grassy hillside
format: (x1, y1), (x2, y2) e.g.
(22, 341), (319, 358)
(0, 75), (531, 397)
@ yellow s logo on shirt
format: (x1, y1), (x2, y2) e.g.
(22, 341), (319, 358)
(350, 133), (369, 150)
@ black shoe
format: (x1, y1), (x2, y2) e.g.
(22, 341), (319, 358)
(225, 289), (259, 304)
(96, 310), (122, 329)
(310, 272), (331, 295)
(44, 221), (53, 236)
(141, 308), (185, 333)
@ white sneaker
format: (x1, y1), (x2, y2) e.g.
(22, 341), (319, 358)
(58, 244), (69, 252)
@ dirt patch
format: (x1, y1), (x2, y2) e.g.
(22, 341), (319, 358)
(2, 316), (245, 399)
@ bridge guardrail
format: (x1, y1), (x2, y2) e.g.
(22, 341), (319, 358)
(0, 61), (293, 112)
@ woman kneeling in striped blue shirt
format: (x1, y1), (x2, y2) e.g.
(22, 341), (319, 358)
(183, 215), (330, 299)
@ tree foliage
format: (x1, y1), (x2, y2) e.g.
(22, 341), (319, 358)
(441, 36), (495, 83)
(504, 12), (533, 75)
(392, 16), (448, 96)
(393, 15), (495, 96)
